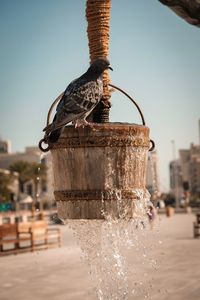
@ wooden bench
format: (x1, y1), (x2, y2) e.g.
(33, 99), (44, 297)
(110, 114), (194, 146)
(193, 213), (200, 238)
(0, 223), (32, 255)
(0, 221), (61, 255)
(18, 221), (61, 251)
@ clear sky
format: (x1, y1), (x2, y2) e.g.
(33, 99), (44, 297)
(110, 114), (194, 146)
(0, 0), (200, 191)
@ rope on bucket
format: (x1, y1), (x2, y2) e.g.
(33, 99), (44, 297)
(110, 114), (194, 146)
(86, 0), (112, 122)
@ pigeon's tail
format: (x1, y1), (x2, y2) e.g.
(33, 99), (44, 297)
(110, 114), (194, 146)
(48, 128), (62, 144)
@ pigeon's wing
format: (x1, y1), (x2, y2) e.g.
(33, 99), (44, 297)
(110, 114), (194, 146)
(43, 79), (102, 133)
(43, 78), (86, 133)
(55, 80), (102, 125)
(53, 95), (88, 128)
(43, 94), (87, 133)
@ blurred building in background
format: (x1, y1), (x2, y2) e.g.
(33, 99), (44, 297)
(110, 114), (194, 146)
(0, 146), (54, 209)
(169, 143), (200, 203)
(189, 144), (200, 195)
(0, 146), (42, 169)
(169, 159), (182, 201)
(0, 138), (11, 154)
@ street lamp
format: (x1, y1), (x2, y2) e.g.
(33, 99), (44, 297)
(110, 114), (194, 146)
(171, 140), (179, 209)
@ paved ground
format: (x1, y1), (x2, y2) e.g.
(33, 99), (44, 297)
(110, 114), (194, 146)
(0, 213), (200, 300)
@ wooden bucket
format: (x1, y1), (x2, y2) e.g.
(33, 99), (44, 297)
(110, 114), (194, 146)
(50, 123), (151, 219)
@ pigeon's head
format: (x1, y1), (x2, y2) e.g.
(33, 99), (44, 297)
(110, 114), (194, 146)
(88, 58), (113, 77)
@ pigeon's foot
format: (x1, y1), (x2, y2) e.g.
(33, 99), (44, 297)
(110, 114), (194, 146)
(74, 119), (92, 128)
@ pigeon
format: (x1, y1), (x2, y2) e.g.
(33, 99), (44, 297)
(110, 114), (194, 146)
(43, 58), (113, 144)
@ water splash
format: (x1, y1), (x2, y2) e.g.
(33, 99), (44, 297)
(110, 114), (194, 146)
(32, 152), (47, 214)
(67, 189), (159, 300)
(51, 131), (160, 298)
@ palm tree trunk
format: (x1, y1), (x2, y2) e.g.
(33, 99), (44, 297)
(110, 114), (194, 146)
(159, 0), (200, 26)
(86, 0), (111, 122)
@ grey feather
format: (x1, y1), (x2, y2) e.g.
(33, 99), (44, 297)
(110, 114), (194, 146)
(43, 58), (112, 143)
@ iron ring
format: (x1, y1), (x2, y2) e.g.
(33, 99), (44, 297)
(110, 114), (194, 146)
(38, 138), (50, 153)
(149, 139), (155, 152)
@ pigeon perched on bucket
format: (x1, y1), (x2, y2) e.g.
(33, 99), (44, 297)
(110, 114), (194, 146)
(43, 58), (113, 144)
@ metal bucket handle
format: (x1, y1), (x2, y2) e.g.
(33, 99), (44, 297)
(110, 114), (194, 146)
(39, 92), (64, 152)
(39, 84), (155, 152)
(108, 84), (155, 151)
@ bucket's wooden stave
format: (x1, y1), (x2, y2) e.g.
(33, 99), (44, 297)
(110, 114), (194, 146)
(51, 123), (150, 219)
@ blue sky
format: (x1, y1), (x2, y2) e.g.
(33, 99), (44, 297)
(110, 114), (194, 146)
(0, 0), (200, 191)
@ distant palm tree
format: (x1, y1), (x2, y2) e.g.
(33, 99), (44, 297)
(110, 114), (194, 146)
(0, 171), (14, 202)
(9, 161), (47, 198)
(10, 161), (32, 193)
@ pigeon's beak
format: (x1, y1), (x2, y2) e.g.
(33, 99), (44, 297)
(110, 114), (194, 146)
(108, 66), (113, 71)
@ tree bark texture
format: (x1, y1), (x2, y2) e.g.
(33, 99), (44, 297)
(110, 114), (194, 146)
(159, 0), (200, 27)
